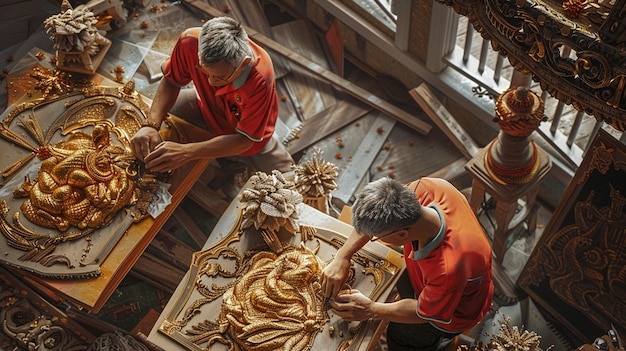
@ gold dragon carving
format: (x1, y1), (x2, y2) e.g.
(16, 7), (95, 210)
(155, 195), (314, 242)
(0, 74), (160, 276)
(13, 123), (140, 232)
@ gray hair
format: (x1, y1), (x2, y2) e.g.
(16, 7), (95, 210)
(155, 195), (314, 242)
(352, 177), (422, 237)
(198, 16), (252, 67)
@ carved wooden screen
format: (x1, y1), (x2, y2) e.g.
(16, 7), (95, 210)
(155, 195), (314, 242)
(517, 129), (626, 344)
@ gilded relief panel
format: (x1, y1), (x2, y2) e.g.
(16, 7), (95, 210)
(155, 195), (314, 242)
(157, 182), (404, 351)
(0, 65), (161, 279)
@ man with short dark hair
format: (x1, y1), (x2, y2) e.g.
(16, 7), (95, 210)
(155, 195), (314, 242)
(322, 177), (493, 351)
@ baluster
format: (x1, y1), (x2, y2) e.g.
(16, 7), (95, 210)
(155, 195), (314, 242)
(478, 39), (489, 74)
(551, 101), (565, 134)
(463, 22), (473, 64)
(567, 111), (585, 147)
(494, 55), (504, 83)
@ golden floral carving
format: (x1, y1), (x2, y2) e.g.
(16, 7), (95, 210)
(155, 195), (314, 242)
(466, 315), (553, 351)
(293, 150), (339, 215)
(44, 0), (111, 71)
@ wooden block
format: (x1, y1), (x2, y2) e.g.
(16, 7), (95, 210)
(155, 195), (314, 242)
(338, 205), (352, 225)
(286, 97), (372, 154)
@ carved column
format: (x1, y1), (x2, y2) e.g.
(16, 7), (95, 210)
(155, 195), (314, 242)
(465, 86), (552, 266)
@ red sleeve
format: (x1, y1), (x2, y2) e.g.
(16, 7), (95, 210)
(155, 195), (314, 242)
(161, 28), (200, 88)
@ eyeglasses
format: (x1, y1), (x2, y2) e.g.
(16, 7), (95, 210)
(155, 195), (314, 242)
(370, 227), (408, 242)
(196, 56), (251, 85)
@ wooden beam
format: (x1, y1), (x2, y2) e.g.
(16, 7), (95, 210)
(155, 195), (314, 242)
(410, 83), (481, 158)
(172, 208), (209, 249)
(333, 113), (396, 204)
(180, 0), (432, 136)
(188, 182), (230, 219)
(286, 97), (372, 154)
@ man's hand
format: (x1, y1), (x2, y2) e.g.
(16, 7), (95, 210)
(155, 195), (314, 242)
(329, 289), (375, 321)
(321, 256), (352, 299)
(143, 141), (193, 172)
(130, 127), (162, 162)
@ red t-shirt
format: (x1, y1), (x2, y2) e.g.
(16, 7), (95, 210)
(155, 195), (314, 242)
(162, 28), (278, 155)
(403, 177), (493, 333)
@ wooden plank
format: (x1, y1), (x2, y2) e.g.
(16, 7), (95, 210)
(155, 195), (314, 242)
(172, 208), (210, 249)
(271, 19), (337, 119)
(180, 0), (432, 136)
(145, 229), (195, 270)
(130, 253), (186, 294)
(286, 97), (373, 154)
(333, 113), (396, 204)
(410, 83), (480, 158)
(427, 157), (470, 181)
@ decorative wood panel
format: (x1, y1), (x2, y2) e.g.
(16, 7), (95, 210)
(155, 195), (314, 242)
(518, 129), (626, 344)
(151, 181), (405, 351)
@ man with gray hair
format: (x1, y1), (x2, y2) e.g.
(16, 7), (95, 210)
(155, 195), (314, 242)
(322, 177), (493, 351)
(130, 16), (293, 174)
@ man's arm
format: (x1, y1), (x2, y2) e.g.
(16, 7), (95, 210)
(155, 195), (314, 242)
(147, 78), (180, 126)
(131, 78), (180, 161)
(330, 290), (429, 324)
(144, 133), (254, 172)
(321, 229), (370, 299)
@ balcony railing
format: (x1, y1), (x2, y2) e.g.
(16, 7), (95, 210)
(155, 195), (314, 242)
(446, 14), (622, 170)
(324, 0), (626, 175)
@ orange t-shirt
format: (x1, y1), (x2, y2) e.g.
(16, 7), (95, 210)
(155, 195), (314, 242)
(403, 177), (493, 333)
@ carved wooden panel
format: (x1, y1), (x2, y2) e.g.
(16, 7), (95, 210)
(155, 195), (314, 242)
(0, 265), (95, 350)
(518, 129), (626, 344)
(153, 185), (405, 351)
(0, 64), (160, 279)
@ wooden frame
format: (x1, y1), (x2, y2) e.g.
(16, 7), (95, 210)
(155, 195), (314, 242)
(517, 129), (626, 344)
